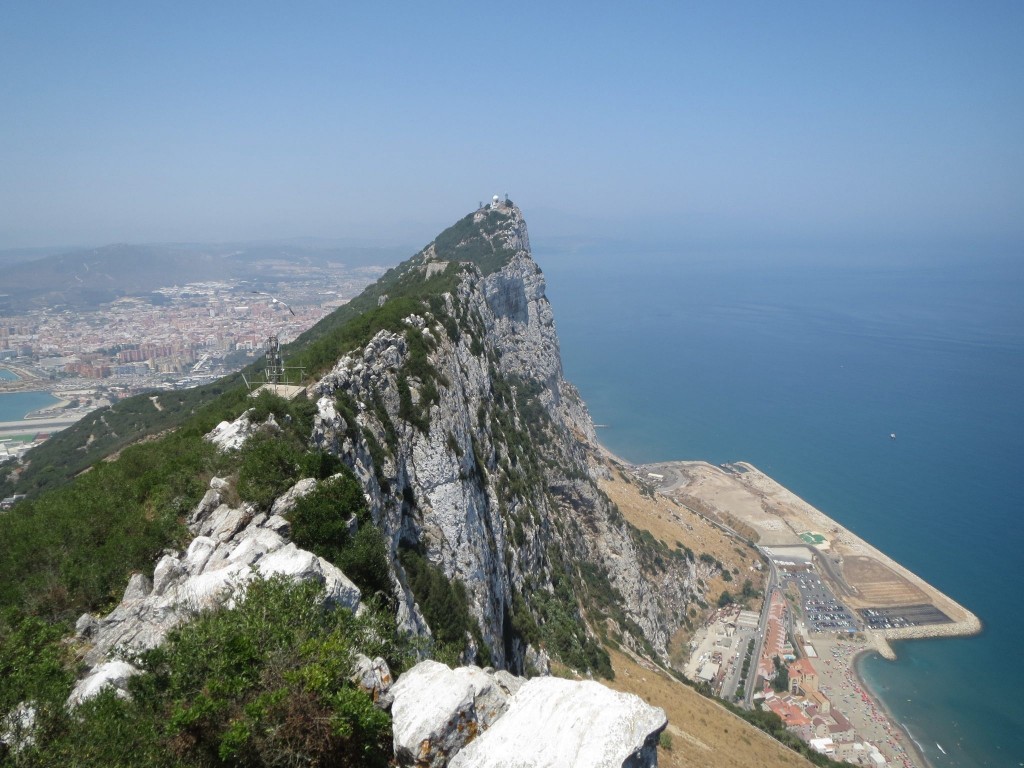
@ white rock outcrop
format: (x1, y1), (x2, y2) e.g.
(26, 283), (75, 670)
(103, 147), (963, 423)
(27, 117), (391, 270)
(351, 654), (395, 707)
(66, 660), (141, 707)
(0, 702), (36, 754)
(71, 476), (362, 703)
(205, 410), (256, 451)
(389, 660), (518, 767)
(389, 661), (666, 768)
(448, 676), (666, 768)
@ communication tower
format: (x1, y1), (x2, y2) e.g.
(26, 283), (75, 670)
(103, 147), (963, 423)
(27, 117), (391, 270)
(264, 335), (284, 384)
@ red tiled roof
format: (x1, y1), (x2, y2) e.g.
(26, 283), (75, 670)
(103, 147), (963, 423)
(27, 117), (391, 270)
(789, 658), (816, 678)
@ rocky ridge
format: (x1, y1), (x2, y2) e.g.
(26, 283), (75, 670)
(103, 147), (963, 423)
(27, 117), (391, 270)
(66, 429), (668, 767)
(56, 203), (740, 766)
(69, 467), (361, 704)
(309, 203), (703, 672)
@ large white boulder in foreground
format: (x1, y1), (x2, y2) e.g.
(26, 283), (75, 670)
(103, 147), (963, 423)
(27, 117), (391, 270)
(389, 661), (665, 768)
(448, 676), (666, 768)
(390, 660), (518, 767)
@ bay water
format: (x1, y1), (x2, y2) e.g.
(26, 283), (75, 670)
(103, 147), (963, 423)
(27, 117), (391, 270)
(538, 240), (1024, 768)
(0, 390), (60, 423)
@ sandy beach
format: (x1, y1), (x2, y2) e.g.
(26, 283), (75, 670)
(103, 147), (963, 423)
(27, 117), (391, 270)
(810, 636), (930, 768)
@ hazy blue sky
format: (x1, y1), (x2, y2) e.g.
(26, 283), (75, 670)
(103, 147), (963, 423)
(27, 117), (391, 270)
(2, 1), (1022, 252)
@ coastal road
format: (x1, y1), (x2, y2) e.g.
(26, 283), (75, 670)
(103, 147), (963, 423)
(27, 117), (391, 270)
(641, 461), (690, 494)
(743, 556), (777, 707)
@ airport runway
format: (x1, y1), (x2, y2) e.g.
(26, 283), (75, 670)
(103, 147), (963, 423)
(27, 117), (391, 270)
(0, 416), (78, 437)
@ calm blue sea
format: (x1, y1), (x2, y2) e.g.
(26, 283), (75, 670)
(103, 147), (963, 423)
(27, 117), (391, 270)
(0, 369), (19, 381)
(0, 391), (60, 423)
(538, 240), (1024, 768)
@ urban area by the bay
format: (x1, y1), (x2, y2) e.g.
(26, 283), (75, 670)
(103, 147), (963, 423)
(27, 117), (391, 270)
(0, 252), (385, 472)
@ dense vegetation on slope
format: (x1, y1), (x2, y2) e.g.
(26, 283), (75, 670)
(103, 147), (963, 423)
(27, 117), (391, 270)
(0, 208), (529, 764)
(0, 377), (244, 501)
(7, 578), (399, 768)
(0, 207), (517, 502)
(0, 391), (340, 621)
(0, 391), (405, 766)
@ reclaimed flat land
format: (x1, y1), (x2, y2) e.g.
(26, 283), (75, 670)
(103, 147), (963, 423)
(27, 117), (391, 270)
(0, 416), (78, 438)
(643, 460), (980, 646)
(842, 555), (926, 607)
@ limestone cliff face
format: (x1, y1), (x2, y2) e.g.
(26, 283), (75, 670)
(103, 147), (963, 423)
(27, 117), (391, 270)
(310, 204), (691, 672)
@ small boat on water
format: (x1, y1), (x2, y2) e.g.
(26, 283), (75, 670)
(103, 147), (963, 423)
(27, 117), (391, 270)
(937, 743), (947, 755)
(890, 433), (897, 440)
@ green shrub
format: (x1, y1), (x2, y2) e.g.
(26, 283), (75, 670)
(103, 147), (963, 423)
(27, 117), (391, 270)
(399, 548), (488, 666)
(236, 431), (303, 508)
(531, 569), (613, 680)
(0, 431), (222, 620)
(338, 525), (393, 604)
(288, 470), (369, 564)
(0, 608), (74, 749)
(24, 577), (394, 768)
(287, 471), (393, 604)
(432, 209), (515, 277)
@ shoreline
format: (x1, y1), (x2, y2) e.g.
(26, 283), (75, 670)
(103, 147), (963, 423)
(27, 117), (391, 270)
(0, 391), (80, 440)
(591, 441), (965, 768)
(795, 638), (936, 768)
(851, 644), (935, 768)
(24, 395), (71, 419)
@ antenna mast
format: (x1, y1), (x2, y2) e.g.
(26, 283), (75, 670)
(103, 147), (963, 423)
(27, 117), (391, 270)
(264, 335), (283, 384)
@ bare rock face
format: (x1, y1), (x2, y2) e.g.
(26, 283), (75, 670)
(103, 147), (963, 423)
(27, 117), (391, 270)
(205, 410), (257, 451)
(389, 661), (666, 768)
(309, 204), (693, 673)
(0, 702), (36, 754)
(69, 475), (362, 705)
(66, 660), (141, 707)
(448, 677), (667, 768)
(351, 654), (395, 707)
(480, 252), (565, 412)
(61, 205), (690, 759)
(389, 660), (514, 768)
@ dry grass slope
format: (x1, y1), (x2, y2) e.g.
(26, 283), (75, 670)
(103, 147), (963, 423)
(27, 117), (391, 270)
(606, 648), (813, 768)
(591, 455), (809, 766)
(599, 459), (761, 571)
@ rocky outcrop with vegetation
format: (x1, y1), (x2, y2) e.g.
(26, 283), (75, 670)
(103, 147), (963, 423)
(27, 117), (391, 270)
(305, 203), (695, 676)
(0, 203), (760, 767)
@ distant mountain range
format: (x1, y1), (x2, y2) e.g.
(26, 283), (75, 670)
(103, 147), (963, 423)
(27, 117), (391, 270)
(0, 241), (413, 312)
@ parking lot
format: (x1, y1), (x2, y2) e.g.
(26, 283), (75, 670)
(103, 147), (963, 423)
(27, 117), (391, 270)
(784, 569), (859, 633)
(858, 604), (951, 630)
